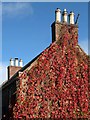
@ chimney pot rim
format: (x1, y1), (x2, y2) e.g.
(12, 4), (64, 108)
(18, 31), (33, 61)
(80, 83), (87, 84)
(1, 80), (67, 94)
(70, 11), (74, 14)
(19, 59), (23, 62)
(64, 9), (67, 12)
(62, 9), (68, 14)
(55, 8), (61, 12)
(15, 58), (18, 60)
(10, 58), (13, 61)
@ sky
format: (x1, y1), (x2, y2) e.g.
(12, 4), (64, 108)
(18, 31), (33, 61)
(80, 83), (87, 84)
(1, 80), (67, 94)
(0, 2), (88, 85)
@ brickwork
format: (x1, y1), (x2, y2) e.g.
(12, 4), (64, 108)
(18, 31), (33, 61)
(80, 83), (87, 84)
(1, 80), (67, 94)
(8, 66), (21, 79)
(51, 22), (78, 43)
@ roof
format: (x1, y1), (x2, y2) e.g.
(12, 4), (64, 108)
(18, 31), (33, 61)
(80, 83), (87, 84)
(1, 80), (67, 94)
(1, 45), (50, 89)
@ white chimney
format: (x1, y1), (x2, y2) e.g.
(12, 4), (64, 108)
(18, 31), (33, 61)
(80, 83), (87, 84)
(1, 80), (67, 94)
(19, 59), (23, 67)
(55, 8), (61, 22)
(62, 9), (68, 23)
(69, 11), (74, 24)
(14, 58), (18, 66)
(10, 58), (14, 66)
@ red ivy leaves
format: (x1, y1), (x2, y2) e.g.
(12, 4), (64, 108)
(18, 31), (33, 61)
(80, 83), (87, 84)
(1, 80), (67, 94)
(12, 25), (89, 119)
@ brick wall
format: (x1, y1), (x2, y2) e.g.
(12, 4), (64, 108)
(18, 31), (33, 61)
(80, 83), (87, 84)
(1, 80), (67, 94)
(8, 66), (21, 80)
(51, 22), (78, 43)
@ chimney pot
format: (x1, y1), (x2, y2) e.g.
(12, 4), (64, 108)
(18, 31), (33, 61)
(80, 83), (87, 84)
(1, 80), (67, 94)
(10, 58), (14, 66)
(55, 8), (61, 22)
(14, 58), (18, 66)
(62, 8), (68, 23)
(69, 11), (75, 24)
(51, 8), (78, 45)
(19, 59), (23, 67)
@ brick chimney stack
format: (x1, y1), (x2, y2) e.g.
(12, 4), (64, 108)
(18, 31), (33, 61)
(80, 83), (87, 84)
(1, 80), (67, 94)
(8, 58), (23, 80)
(51, 8), (78, 43)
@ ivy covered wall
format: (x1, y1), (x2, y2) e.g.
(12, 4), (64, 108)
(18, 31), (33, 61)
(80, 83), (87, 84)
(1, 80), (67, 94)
(11, 25), (89, 119)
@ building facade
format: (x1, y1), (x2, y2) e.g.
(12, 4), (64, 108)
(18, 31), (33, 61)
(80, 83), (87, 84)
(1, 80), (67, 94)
(1, 8), (89, 119)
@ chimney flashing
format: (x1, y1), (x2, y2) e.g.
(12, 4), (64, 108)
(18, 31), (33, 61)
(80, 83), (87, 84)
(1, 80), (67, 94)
(52, 21), (78, 27)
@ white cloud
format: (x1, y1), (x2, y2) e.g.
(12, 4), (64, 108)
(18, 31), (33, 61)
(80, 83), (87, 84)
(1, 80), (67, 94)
(0, 62), (8, 85)
(79, 39), (88, 54)
(2, 2), (33, 18)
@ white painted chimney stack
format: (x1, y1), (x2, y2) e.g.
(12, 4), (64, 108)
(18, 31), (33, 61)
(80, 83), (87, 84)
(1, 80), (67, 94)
(14, 58), (18, 66)
(69, 11), (74, 24)
(19, 59), (23, 67)
(10, 58), (14, 66)
(62, 9), (68, 23)
(55, 8), (61, 22)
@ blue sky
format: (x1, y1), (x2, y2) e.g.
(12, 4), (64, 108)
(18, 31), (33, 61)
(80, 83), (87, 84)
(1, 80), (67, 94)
(1, 2), (88, 84)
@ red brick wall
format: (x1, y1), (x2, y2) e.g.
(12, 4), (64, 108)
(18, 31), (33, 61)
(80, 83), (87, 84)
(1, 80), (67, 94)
(8, 66), (21, 79)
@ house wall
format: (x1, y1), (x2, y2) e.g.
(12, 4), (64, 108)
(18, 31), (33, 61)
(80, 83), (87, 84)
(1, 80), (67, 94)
(2, 79), (17, 119)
